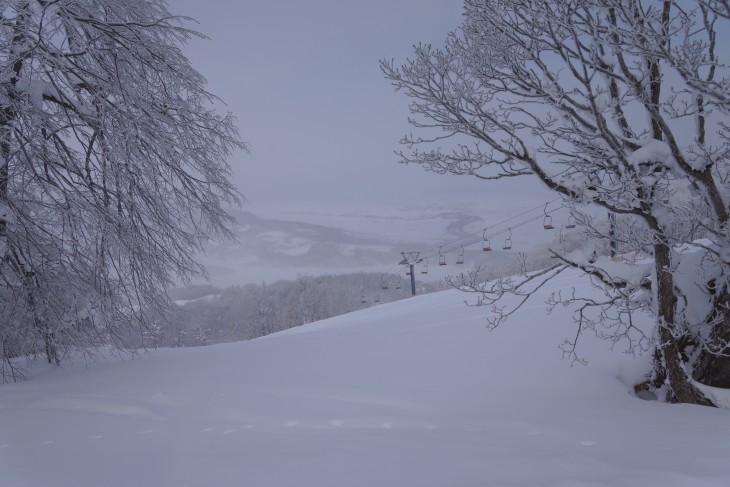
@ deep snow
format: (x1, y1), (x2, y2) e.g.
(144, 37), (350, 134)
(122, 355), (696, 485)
(1, 269), (729, 486)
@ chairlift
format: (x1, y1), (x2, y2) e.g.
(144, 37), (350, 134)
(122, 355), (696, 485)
(456, 247), (465, 265)
(566, 215), (576, 229)
(438, 246), (446, 266)
(543, 202), (554, 230)
(503, 228), (513, 250)
(482, 230), (492, 251)
(360, 289), (367, 304)
(405, 267), (411, 276)
(381, 275), (389, 290)
(421, 258), (429, 274)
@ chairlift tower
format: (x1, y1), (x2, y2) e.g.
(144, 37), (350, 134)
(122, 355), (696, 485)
(399, 251), (421, 296)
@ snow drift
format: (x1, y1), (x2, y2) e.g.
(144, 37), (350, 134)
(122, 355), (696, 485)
(1, 268), (729, 486)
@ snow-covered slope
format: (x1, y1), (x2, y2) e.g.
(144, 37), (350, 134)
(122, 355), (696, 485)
(1, 269), (729, 486)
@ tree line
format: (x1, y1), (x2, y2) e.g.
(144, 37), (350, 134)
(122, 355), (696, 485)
(136, 273), (442, 349)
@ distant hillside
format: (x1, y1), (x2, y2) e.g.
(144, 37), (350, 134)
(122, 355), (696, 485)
(156, 273), (443, 348)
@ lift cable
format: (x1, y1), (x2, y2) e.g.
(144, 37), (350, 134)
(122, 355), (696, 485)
(414, 198), (568, 264)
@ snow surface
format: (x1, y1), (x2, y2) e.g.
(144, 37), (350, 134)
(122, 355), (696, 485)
(627, 139), (675, 172)
(2, 268), (729, 486)
(599, 53), (617, 67)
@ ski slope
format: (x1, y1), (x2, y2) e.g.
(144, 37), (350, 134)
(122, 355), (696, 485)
(1, 268), (729, 486)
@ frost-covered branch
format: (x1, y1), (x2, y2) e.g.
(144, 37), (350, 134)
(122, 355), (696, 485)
(386, 0), (730, 405)
(0, 0), (245, 380)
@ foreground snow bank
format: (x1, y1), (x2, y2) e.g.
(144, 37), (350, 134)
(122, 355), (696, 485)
(1, 269), (729, 486)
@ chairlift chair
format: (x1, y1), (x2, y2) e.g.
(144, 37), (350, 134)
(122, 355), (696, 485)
(381, 275), (389, 290)
(482, 231), (492, 251)
(543, 203), (554, 230)
(360, 289), (367, 304)
(421, 259), (429, 274)
(374, 295), (380, 303)
(503, 228), (513, 250)
(456, 247), (465, 264)
(438, 246), (446, 266)
(566, 216), (576, 229)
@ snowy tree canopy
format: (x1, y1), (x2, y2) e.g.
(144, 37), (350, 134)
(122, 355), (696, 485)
(0, 0), (244, 379)
(383, 0), (730, 405)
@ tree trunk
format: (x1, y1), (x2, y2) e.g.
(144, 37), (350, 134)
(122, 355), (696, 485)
(693, 289), (730, 388)
(654, 243), (715, 406)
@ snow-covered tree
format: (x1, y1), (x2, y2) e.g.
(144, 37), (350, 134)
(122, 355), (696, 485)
(382, 0), (730, 405)
(0, 0), (243, 378)
(159, 272), (420, 348)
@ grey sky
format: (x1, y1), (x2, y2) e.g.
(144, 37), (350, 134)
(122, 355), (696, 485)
(172, 0), (551, 212)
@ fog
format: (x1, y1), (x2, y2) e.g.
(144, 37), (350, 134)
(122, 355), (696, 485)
(171, 0), (556, 285)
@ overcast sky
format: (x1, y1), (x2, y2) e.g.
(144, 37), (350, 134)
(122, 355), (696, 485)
(171, 0), (551, 213)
